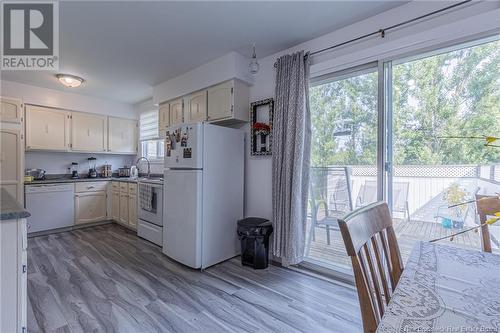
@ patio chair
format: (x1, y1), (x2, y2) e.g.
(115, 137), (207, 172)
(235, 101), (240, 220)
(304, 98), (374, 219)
(338, 201), (404, 333)
(475, 194), (500, 253)
(306, 167), (353, 254)
(356, 181), (410, 221)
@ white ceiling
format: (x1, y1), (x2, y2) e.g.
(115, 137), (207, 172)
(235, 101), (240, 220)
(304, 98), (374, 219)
(1, 1), (406, 104)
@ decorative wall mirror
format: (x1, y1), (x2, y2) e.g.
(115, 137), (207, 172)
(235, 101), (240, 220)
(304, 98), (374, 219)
(250, 98), (274, 156)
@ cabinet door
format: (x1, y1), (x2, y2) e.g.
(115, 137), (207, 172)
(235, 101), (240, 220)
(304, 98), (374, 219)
(112, 190), (120, 221)
(158, 103), (170, 135)
(119, 192), (129, 225)
(169, 98), (183, 126)
(186, 90), (207, 123)
(207, 81), (233, 121)
(108, 117), (137, 153)
(71, 113), (107, 152)
(0, 129), (23, 203)
(25, 105), (69, 151)
(128, 194), (137, 229)
(75, 191), (107, 224)
(0, 97), (22, 123)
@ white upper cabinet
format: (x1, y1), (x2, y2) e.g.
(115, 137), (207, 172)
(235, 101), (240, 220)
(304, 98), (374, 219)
(108, 117), (137, 153)
(71, 112), (107, 152)
(0, 129), (23, 203)
(207, 79), (249, 124)
(0, 97), (22, 124)
(158, 103), (170, 136)
(25, 105), (70, 151)
(207, 81), (232, 122)
(185, 90), (207, 123)
(169, 98), (183, 126)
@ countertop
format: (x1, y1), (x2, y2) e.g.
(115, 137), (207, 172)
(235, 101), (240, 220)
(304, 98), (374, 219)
(25, 175), (163, 186)
(0, 188), (31, 220)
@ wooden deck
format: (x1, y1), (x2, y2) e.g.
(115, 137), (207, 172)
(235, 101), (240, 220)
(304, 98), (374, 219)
(305, 218), (483, 269)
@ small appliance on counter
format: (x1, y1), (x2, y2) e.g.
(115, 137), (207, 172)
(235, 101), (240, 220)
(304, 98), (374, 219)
(25, 168), (46, 180)
(130, 165), (138, 179)
(118, 166), (130, 177)
(87, 157), (97, 178)
(101, 163), (112, 178)
(71, 162), (79, 179)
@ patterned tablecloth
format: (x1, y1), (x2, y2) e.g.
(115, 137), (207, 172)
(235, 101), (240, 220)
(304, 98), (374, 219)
(377, 241), (500, 333)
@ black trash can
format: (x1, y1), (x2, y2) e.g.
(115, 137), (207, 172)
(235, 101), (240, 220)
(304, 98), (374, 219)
(237, 217), (273, 269)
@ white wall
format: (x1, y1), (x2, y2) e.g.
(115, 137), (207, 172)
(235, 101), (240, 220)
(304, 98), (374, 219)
(153, 52), (254, 104)
(0, 80), (136, 119)
(245, 1), (499, 220)
(25, 151), (135, 176)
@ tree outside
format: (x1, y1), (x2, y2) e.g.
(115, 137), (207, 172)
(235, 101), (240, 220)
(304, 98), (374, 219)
(310, 40), (500, 167)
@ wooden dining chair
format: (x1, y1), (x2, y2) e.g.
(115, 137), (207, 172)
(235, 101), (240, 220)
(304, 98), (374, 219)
(475, 194), (500, 253)
(338, 201), (404, 333)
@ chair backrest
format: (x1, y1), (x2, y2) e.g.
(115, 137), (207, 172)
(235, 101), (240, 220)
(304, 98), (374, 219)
(338, 201), (404, 333)
(475, 194), (500, 253)
(356, 181), (377, 207)
(392, 182), (409, 212)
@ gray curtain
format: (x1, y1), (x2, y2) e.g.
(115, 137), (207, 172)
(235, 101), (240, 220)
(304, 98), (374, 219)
(272, 51), (311, 266)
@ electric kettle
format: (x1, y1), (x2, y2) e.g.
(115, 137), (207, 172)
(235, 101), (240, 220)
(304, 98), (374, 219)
(130, 165), (138, 179)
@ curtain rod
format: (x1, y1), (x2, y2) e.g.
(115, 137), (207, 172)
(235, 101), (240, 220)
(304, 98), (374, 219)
(273, 0), (472, 67)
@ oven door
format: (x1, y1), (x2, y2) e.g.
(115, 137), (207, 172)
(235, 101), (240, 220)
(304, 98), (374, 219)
(138, 183), (163, 227)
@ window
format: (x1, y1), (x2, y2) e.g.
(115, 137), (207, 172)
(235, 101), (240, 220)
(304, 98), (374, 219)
(305, 36), (500, 277)
(139, 110), (164, 161)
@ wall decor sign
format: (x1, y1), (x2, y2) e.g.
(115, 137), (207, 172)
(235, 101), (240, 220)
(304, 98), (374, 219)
(250, 98), (274, 156)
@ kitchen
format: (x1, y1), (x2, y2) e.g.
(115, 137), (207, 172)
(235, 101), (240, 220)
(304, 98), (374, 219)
(1, 2), (498, 333)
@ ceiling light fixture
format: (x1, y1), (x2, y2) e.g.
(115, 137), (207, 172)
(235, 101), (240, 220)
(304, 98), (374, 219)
(56, 74), (84, 88)
(249, 44), (260, 75)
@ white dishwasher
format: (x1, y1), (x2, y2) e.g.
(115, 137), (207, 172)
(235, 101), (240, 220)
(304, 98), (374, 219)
(25, 184), (75, 233)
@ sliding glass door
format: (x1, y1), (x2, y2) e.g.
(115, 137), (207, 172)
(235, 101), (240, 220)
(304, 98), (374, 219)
(305, 36), (499, 275)
(305, 65), (378, 272)
(387, 38), (500, 260)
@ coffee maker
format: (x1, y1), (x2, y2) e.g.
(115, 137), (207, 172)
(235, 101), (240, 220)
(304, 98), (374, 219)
(71, 162), (79, 179)
(88, 157), (98, 178)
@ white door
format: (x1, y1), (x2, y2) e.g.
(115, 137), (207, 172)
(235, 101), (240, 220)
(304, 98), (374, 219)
(0, 129), (23, 203)
(207, 81), (233, 121)
(163, 169), (202, 268)
(169, 98), (183, 126)
(71, 112), (107, 152)
(158, 103), (170, 136)
(108, 117), (137, 153)
(25, 105), (70, 151)
(75, 191), (107, 224)
(186, 90), (207, 123)
(0, 97), (22, 123)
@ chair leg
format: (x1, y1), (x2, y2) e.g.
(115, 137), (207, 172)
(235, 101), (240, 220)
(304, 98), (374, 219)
(406, 202), (410, 222)
(326, 225), (331, 245)
(305, 220), (316, 256)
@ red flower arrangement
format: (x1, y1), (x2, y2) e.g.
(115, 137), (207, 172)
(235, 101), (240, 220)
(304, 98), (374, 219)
(252, 122), (271, 135)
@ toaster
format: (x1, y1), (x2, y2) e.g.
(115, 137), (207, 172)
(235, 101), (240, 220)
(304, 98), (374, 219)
(118, 167), (131, 177)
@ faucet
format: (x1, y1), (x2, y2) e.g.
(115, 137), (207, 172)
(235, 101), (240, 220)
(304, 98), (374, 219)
(136, 157), (151, 178)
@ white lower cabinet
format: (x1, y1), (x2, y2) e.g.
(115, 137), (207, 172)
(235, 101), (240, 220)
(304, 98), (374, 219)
(112, 189), (120, 221)
(111, 181), (137, 229)
(74, 182), (108, 224)
(119, 191), (129, 225)
(128, 194), (137, 229)
(0, 218), (27, 333)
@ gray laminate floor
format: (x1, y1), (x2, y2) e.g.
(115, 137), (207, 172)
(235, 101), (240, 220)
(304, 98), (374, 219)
(27, 223), (362, 333)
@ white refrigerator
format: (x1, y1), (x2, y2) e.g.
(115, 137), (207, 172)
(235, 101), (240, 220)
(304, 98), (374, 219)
(162, 122), (244, 269)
